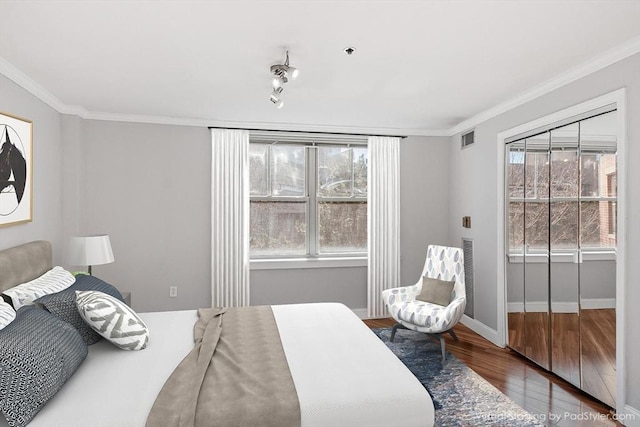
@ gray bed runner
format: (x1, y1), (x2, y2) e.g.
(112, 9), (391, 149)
(146, 306), (301, 427)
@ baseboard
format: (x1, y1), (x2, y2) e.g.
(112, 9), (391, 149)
(351, 308), (369, 319)
(460, 315), (504, 348)
(621, 405), (640, 426)
(582, 298), (616, 309)
(507, 298), (614, 312)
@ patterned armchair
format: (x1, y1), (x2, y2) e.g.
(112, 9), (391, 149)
(381, 245), (466, 360)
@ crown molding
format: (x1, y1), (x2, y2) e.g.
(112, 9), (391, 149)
(0, 56), (68, 114)
(3, 35), (639, 139)
(82, 110), (451, 137)
(448, 35), (640, 136)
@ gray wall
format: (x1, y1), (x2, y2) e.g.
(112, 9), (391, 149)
(400, 136), (451, 284)
(0, 75), (64, 262)
(448, 53), (640, 409)
(251, 267), (367, 307)
(72, 120), (212, 313)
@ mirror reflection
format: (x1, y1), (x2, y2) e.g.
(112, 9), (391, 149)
(505, 110), (617, 408)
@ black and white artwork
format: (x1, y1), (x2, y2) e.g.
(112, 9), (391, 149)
(0, 112), (32, 227)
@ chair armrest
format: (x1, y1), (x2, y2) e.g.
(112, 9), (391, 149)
(382, 283), (421, 305)
(439, 297), (467, 328)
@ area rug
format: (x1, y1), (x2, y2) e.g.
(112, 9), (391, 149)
(373, 328), (544, 427)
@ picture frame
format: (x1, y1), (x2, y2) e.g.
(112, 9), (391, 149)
(0, 111), (33, 227)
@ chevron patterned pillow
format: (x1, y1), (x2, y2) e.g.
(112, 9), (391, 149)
(75, 291), (149, 351)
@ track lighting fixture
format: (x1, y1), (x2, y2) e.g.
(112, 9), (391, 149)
(269, 50), (298, 108)
(270, 87), (284, 109)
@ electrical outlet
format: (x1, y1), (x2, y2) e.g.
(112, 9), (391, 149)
(169, 286), (178, 298)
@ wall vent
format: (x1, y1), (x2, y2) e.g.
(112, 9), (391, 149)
(461, 130), (475, 149)
(462, 238), (474, 318)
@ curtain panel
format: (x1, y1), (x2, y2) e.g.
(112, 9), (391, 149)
(211, 129), (250, 307)
(367, 136), (401, 318)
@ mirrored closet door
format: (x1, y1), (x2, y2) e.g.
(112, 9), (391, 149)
(506, 109), (617, 408)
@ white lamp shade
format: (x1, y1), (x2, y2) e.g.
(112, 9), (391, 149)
(68, 235), (114, 267)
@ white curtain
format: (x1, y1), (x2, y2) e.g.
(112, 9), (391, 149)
(211, 129), (250, 307)
(367, 136), (401, 318)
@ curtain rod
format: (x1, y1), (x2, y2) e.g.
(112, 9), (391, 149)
(207, 126), (407, 139)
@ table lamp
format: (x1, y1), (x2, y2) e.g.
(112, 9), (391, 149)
(68, 235), (114, 275)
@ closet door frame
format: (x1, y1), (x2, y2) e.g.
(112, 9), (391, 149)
(497, 88), (626, 412)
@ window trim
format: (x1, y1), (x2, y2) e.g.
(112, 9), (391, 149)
(250, 256), (368, 270)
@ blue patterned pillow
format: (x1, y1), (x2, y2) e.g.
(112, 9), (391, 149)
(0, 305), (87, 427)
(34, 275), (124, 345)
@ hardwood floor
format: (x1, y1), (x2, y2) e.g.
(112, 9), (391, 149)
(364, 318), (621, 426)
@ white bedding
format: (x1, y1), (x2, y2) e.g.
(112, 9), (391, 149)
(6, 303), (434, 427)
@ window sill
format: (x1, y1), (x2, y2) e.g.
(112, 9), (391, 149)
(508, 250), (616, 263)
(250, 257), (368, 270)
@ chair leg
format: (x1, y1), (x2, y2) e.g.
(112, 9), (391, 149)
(439, 334), (446, 361)
(448, 329), (459, 342)
(390, 323), (405, 342)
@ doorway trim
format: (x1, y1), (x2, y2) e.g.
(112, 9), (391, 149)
(496, 88), (626, 412)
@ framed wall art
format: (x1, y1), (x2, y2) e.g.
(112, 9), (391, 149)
(0, 112), (32, 227)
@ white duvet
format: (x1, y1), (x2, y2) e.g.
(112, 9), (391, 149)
(7, 303), (434, 427)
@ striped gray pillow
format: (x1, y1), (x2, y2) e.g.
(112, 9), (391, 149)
(2, 266), (76, 310)
(75, 291), (149, 351)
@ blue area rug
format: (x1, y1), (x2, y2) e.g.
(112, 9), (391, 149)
(373, 328), (544, 427)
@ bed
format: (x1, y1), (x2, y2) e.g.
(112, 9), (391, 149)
(0, 241), (434, 427)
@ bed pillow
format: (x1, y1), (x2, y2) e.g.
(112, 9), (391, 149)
(416, 276), (455, 307)
(34, 274), (124, 345)
(2, 266), (75, 310)
(76, 290), (149, 351)
(0, 305), (88, 427)
(0, 300), (16, 330)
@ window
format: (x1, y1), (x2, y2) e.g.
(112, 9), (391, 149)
(249, 139), (367, 258)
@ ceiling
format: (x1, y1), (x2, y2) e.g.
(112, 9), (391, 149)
(0, 1), (639, 135)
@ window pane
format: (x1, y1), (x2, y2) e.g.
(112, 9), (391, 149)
(550, 201), (578, 250)
(249, 144), (268, 196)
(607, 172), (617, 197)
(524, 135), (549, 199)
(607, 201), (617, 237)
(581, 201), (616, 248)
(525, 202), (549, 250)
(272, 145), (305, 196)
(250, 201), (306, 255)
(507, 143), (525, 199)
(581, 153), (615, 197)
(353, 147), (368, 197)
(508, 202), (524, 251)
(318, 147), (352, 197)
(551, 151), (578, 198)
(318, 202), (367, 253)
(580, 154), (599, 197)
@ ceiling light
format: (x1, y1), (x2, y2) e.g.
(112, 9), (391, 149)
(272, 75), (286, 89)
(269, 50), (298, 107)
(287, 66), (299, 80)
(271, 98), (284, 109)
(270, 87), (283, 102)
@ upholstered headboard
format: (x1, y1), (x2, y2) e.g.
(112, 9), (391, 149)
(0, 240), (53, 293)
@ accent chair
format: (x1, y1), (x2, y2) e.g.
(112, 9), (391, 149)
(381, 245), (466, 360)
